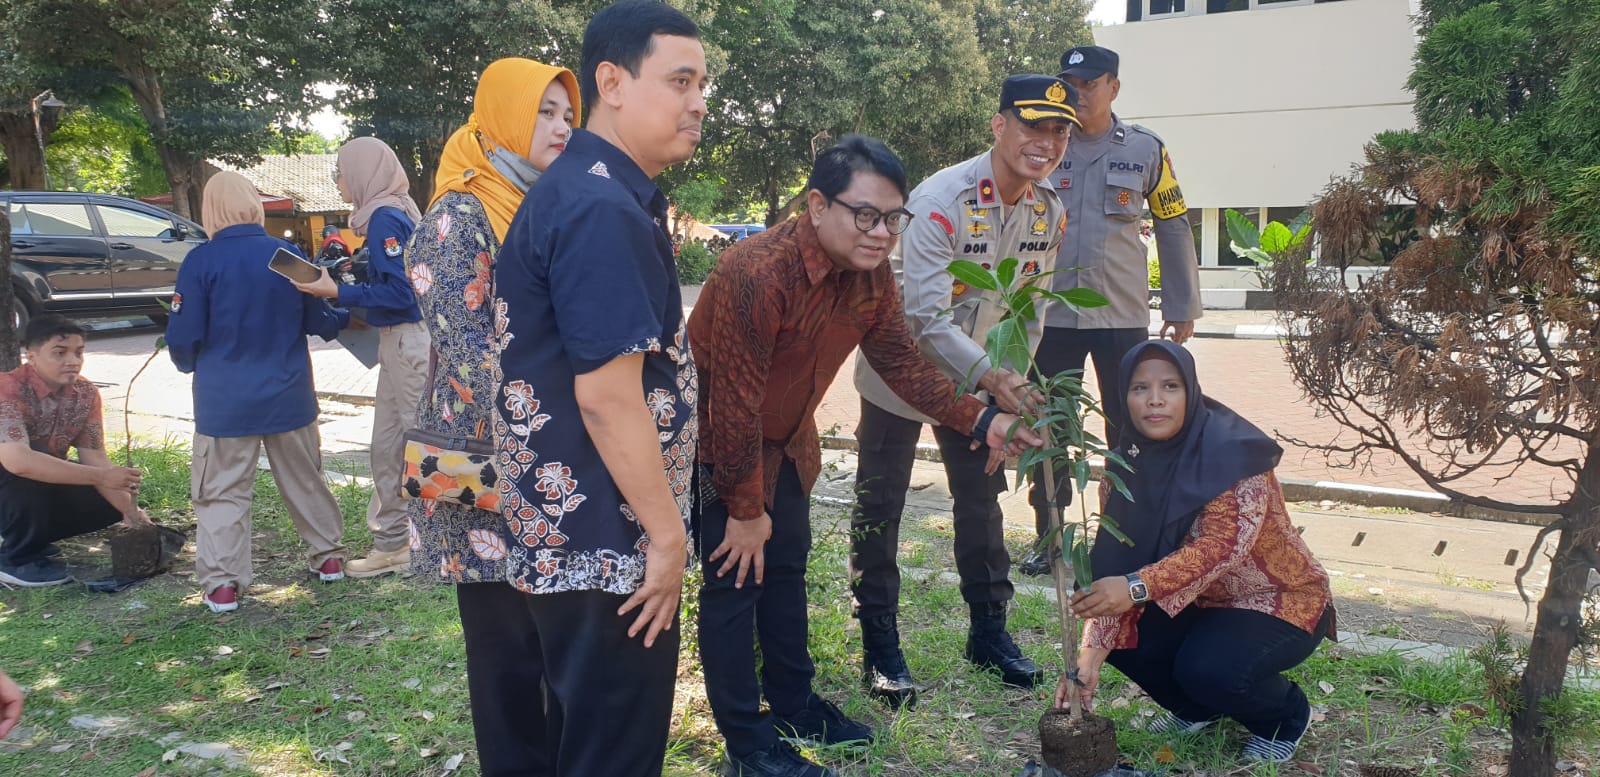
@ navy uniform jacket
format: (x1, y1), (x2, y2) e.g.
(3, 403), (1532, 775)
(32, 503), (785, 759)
(337, 206), (421, 327)
(166, 223), (350, 438)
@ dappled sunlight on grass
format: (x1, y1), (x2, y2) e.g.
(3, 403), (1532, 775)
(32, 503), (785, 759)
(2, 446), (1596, 775)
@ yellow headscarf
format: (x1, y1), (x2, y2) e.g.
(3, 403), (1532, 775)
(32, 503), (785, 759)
(430, 58), (581, 242)
(201, 171), (265, 235)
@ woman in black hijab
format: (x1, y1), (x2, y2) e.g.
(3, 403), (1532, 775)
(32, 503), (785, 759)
(1057, 340), (1335, 764)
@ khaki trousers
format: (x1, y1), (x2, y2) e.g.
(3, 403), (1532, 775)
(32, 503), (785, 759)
(368, 320), (430, 552)
(192, 423), (348, 592)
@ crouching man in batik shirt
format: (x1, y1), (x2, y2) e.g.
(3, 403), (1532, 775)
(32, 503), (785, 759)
(0, 316), (151, 587)
(484, 1), (707, 774)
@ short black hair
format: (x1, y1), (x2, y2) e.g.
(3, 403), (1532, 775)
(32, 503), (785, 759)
(322, 224), (341, 237)
(23, 314), (87, 350)
(580, 0), (701, 114)
(805, 134), (909, 201)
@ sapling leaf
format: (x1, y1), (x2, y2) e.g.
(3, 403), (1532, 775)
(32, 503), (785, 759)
(948, 260), (1000, 291)
(1074, 458), (1091, 494)
(1103, 470), (1134, 502)
(1099, 514), (1133, 546)
(1058, 287), (1110, 308)
(1072, 541), (1093, 589)
(996, 256), (1019, 288)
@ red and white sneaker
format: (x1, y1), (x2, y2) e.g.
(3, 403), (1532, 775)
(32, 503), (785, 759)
(204, 584), (239, 613)
(317, 558), (345, 582)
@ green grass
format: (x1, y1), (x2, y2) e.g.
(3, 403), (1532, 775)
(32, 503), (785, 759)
(2, 443), (1597, 775)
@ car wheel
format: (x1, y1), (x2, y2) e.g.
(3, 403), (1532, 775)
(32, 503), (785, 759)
(7, 292), (31, 333)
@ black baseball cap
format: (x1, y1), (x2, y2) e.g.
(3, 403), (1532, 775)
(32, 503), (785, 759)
(1059, 45), (1119, 80)
(998, 74), (1082, 127)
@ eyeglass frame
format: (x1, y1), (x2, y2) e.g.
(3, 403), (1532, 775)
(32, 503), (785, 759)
(826, 195), (914, 236)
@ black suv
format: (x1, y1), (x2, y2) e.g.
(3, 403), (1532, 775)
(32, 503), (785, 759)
(2, 191), (207, 328)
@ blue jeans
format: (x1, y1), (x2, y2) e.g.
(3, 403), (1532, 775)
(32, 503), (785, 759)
(1109, 605), (1326, 740)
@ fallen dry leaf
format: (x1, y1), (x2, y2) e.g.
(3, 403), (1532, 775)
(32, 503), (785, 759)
(73, 640), (93, 654)
(122, 634), (137, 645)
(133, 767), (158, 777)
(1317, 681), (1336, 694)
(419, 747), (441, 759)
(1155, 745), (1177, 764)
(1294, 761), (1325, 775)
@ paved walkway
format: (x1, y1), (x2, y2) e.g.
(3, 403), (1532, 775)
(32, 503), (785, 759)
(83, 296), (1571, 511)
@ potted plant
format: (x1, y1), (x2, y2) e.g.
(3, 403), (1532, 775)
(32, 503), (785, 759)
(948, 257), (1133, 777)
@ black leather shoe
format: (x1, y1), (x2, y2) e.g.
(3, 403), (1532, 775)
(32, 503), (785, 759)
(720, 740), (836, 777)
(859, 614), (924, 709)
(774, 695), (874, 748)
(1017, 545), (1051, 577)
(965, 602), (1045, 688)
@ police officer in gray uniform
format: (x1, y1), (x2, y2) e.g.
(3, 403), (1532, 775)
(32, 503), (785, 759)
(852, 75), (1079, 706)
(1020, 45), (1203, 576)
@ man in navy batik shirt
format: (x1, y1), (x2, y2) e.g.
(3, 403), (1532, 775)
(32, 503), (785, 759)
(481, 2), (708, 774)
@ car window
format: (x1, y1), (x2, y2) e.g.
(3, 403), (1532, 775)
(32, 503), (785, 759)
(97, 205), (174, 238)
(6, 203), (29, 235)
(20, 203), (95, 237)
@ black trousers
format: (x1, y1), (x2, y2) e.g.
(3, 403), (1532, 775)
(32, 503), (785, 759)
(1109, 605), (1323, 741)
(0, 473), (123, 565)
(696, 459), (816, 758)
(455, 580), (679, 776)
(850, 398), (1014, 619)
(1028, 326), (1148, 533)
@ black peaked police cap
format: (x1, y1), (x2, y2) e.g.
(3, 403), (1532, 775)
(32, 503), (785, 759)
(1059, 45), (1120, 80)
(998, 74), (1082, 127)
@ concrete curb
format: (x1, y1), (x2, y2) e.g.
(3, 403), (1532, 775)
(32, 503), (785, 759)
(818, 433), (1554, 527)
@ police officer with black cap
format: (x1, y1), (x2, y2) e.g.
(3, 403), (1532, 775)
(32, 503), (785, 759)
(1018, 45), (1203, 576)
(852, 74), (1078, 707)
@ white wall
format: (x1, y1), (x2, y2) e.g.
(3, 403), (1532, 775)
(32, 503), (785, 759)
(1095, 0), (1419, 207)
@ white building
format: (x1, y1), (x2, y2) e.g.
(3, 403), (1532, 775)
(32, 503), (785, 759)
(1094, 0), (1420, 289)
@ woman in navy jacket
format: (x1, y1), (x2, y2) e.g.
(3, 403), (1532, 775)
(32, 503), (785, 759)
(167, 171), (353, 612)
(293, 137), (427, 578)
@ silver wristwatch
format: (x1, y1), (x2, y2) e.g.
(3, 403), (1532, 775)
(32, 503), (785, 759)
(1126, 573), (1150, 604)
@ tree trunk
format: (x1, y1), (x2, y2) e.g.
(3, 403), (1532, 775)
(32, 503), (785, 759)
(0, 112), (51, 190)
(0, 207), (19, 370)
(1509, 452), (1600, 776)
(119, 60), (201, 220)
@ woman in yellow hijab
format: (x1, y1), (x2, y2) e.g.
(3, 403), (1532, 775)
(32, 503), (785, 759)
(401, 57), (578, 773)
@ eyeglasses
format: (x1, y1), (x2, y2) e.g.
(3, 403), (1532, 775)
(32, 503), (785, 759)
(828, 196), (913, 235)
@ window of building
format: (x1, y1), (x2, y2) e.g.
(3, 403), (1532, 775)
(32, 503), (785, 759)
(1147, 0), (1188, 17)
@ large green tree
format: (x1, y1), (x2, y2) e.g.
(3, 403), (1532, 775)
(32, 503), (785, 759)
(1276, 0), (1600, 773)
(325, 0), (614, 207)
(686, 0), (1090, 225)
(8, 0), (323, 216)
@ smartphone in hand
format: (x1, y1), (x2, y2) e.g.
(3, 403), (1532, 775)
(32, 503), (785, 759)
(267, 247), (322, 284)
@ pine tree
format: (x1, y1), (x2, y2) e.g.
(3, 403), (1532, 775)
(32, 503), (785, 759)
(1274, 0), (1600, 774)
